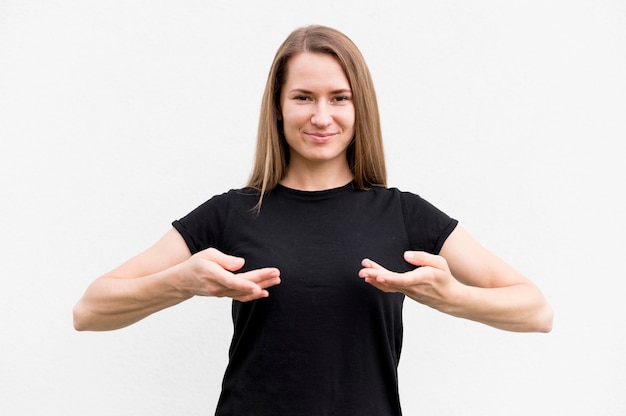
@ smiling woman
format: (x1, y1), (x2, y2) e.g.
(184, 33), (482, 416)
(74, 24), (552, 416)
(247, 25), (388, 201)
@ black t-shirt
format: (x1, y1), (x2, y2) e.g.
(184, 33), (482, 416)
(173, 182), (458, 416)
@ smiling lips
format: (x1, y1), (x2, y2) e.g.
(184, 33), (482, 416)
(305, 132), (337, 143)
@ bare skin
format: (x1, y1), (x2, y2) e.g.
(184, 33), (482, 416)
(74, 52), (552, 333)
(73, 229), (280, 331)
(359, 226), (552, 332)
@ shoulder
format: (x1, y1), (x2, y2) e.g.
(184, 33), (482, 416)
(379, 187), (459, 254)
(355, 186), (441, 219)
(375, 185), (457, 228)
(172, 187), (261, 253)
(381, 186), (440, 209)
(366, 185), (426, 206)
(197, 187), (259, 209)
(176, 187), (259, 224)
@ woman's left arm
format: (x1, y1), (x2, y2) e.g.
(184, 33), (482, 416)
(359, 226), (553, 332)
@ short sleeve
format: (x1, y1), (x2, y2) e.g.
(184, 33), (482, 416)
(172, 191), (232, 254)
(399, 191), (458, 254)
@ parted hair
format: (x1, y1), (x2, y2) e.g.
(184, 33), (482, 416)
(246, 25), (387, 202)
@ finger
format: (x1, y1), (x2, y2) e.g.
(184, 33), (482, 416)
(209, 266), (281, 298)
(359, 258), (393, 280)
(200, 247), (245, 272)
(362, 275), (399, 293)
(257, 275), (281, 289)
(359, 267), (393, 281)
(360, 258), (388, 271)
(234, 291), (270, 302)
(237, 271), (281, 292)
(371, 271), (420, 288)
(223, 288), (271, 302)
(221, 273), (281, 301)
(237, 267), (281, 285)
(206, 264), (264, 295)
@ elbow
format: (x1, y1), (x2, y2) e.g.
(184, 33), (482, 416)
(73, 299), (131, 332)
(540, 306), (554, 333)
(532, 302), (554, 333)
(72, 301), (92, 331)
(502, 299), (553, 333)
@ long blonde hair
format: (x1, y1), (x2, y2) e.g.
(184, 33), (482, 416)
(247, 25), (386, 205)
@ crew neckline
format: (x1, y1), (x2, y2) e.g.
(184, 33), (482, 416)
(275, 181), (355, 199)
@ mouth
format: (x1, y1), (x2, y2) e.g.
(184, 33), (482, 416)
(305, 132), (337, 143)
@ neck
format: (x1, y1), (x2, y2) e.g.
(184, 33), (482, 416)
(280, 161), (353, 191)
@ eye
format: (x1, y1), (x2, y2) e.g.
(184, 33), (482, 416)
(294, 95), (311, 101)
(333, 95), (352, 103)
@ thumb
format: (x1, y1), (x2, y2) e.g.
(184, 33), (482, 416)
(403, 251), (430, 268)
(404, 251), (449, 271)
(200, 247), (245, 272)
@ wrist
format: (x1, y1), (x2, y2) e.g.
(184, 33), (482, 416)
(157, 263), (196, 300)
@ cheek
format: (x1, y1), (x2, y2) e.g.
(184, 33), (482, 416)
(280, 110), (301, 142)
(340, 108), (356, 130)
(282, 107), (308, 129)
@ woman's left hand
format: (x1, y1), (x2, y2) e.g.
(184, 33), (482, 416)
(359, 251), (466, 314)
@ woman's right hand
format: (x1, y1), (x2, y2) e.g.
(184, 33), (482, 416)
(179, 247), (281, 302)
(74, 229), (280, 331)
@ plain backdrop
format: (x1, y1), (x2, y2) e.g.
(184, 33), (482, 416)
(1, 1), (625, 415)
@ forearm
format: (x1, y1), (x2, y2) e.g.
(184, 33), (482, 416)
(73, 266), (192, 331)
(443, 282), (553, 333)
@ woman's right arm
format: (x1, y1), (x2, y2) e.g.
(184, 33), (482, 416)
(73, 228), (281, 331)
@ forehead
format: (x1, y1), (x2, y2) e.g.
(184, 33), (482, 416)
(283, 52), (350, 88)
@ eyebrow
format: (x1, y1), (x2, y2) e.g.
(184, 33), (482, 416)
(288, 88), (352, 94)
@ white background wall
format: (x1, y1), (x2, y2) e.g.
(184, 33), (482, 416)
(1, 1), (625, 415)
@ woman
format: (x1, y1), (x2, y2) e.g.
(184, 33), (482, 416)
(74, 25), (552, 415)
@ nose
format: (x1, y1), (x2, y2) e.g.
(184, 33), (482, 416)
(311, 102), (333, 127)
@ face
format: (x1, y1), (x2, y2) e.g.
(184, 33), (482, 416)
(279, 52), (355, 170)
